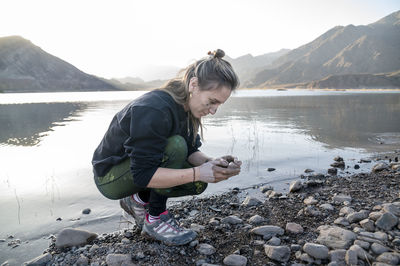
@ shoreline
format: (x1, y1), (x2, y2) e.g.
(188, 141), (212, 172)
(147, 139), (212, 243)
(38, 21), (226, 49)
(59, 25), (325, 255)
(3, 151), (399, 265)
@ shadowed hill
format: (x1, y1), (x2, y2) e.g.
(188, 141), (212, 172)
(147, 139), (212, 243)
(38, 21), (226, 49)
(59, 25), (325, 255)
(0, 36), (119, 92)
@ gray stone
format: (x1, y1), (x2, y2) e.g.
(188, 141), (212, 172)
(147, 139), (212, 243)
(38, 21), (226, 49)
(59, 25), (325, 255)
(320, 203), (334, 211)
(121, 238), (130, 244)
(250, 225), (284, 239)
(382, 203), (400, 216)
(55, 228), (97, 248)
(264, 245), (291, 262)
(375, 212), (398, 231)
(290, 244), (302, 251)
(241, 196), (262, 206)
(317, 225), (357, 249)
(345, 249), (357, 266)
(333, 194), (352, 203)
(105, 254), (131, 266)
(289, 180), (302, 193)
(197, 243), (216, 255)
(266, 190), (282, 198)
(349, 244), (373, 261)
(299, 253), (314, 263)
(190, 223), (206, 232)
(24, 253), (52, 266)
(209, 217), (220, 226)
(248, 215), (265, 225)
(266, 236), (281, 246)
(286, 222), (304, 234)
(371, 243), (390, 255)
(334, 217), (350, 226)
(346, 210), (369, 223)
(329, 249), (346, 262)
(376, 252), (399, 265)
(221, 215), (243, 225)
(354, 240), (370, 250)
(304, 196), (318, 205)
(260, 185), (273, 193)
(82, 208), (91, 215)
(360, 231), (388, 242)
(339, 206), (355, 216)
(76, 255), (89, 266)
(303, 243), (329, 259)
(372, 162), (389, 172)
(369, 211), (383, 221)
(223, 254), (247, 266)
(360, 218), (375, 232)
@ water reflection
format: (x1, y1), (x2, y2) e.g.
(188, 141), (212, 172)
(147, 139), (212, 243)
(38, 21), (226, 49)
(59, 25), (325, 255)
(0, 103), (87, 146)
(208, 94), (400, 151)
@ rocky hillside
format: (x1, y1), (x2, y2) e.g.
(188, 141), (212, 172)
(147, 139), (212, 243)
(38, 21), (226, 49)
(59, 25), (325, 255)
(0, 36), (119, 92)
(246, 10), (400, 88)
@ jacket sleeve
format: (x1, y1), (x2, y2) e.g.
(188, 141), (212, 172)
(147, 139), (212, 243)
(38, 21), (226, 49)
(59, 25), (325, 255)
(122, 106), (171, 188)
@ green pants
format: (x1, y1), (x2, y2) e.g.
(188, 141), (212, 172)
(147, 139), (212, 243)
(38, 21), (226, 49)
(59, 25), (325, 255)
(94, 135), (207, 200)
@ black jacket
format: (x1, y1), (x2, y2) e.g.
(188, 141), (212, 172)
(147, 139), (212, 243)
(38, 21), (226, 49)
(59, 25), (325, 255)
(92, 90), (201, 187)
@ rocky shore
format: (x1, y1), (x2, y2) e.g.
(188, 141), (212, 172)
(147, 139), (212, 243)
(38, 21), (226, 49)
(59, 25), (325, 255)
(3, 152), (400, 266)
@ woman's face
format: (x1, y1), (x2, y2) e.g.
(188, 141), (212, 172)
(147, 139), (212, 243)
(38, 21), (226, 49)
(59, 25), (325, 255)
(188, 77), (232, 118)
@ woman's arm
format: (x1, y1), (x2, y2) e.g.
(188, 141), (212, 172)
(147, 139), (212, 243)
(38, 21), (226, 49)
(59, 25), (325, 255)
(146, 167), (196, 188)
(187, 151), (213, 166)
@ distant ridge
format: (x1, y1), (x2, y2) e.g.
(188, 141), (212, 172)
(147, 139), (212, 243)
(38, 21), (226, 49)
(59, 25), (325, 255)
(0, 36), (119, 92)
(245, 10), (400, 89)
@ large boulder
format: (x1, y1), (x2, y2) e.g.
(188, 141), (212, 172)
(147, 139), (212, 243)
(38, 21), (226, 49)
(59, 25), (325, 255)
(316, 225), (356, 249)
(55, 228), (97, 248)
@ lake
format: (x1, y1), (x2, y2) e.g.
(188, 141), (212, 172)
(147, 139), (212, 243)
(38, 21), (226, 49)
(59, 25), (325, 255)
(1, 89), (400, 264)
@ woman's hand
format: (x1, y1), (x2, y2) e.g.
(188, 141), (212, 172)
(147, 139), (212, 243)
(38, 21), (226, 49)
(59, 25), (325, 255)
(197, 157), (241, 183)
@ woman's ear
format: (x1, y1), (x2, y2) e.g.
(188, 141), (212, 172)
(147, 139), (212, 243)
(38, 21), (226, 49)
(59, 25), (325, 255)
(189, 77), (198, 93)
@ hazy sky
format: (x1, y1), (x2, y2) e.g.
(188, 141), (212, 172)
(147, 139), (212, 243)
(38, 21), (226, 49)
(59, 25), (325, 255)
(1, 0), (399, 79)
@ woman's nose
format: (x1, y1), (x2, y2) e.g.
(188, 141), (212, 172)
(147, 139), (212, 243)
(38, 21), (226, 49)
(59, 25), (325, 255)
(209, 105), (218, 115)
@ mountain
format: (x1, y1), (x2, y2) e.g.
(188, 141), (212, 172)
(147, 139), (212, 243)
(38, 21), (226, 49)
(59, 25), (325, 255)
(0, 36), (119, 92)
(225, 49), (290, 85)
(246, 10), (400, 88)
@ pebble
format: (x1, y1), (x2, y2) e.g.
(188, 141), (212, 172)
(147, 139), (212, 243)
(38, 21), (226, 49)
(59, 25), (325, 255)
(346, 210), (369, 223)
(303, 243), (329, 259)
(354, 240), (370, 250)
(320, 203), (334, 211)
(359, 218), (375, 231)
(328, 168), (338, 175)
(329, 249), (346, 262)
(105, 254), (132, 266)
(190, 223), (206, 232)
(266, 236), (281, 246)
(339, 206), (355, 216)
(264, 245), (291, 262)
(209, 217), (220, 226)
(289, 180), (302, 193)
(333, 194), (352, 203)
(267, 168), (276, 172)
(349, 244), (373, 260)
(197, 243), (216, 255)
(290, 244), (302, 251)
(303, 196), (317, 205)
(376, 252), (399, 265)
(248, 215), (265, 225)
(372, 162), (389, 172)
(75, 254), (89, 266)
(286, 222), (304, 234)
(189, 240), (199, 247)
(221, 215), (243, 225)
(260, 185), (273, 193)
(55, 228), (98, 248)
(82, 208), (91, 215)
(121, 238), (130, 244)
(370, 242), (390, 255)
(317, 225), (356, 249)
(241, 196), (262, 207)
(250, 225), (284, 239)
(369, 211), (383, 221)
(223, 254), (247, 266)
(334, 217), (350, 226)
(382, 203), (400, 216)
(375, 212), (398, 231)
(345, 249), (357, 265)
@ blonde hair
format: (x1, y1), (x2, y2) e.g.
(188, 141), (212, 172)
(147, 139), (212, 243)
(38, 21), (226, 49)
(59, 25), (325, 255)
(160, 49), (239, 142)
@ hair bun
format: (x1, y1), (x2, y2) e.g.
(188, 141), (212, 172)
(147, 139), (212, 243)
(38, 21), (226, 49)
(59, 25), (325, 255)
(207, 49), (225, 59)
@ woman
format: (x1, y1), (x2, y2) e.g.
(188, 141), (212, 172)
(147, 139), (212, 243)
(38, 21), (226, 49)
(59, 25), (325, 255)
(92, 49), (242, 246)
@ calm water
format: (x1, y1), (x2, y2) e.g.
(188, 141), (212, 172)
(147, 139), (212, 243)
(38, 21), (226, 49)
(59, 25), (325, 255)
(1, 89), (400, 264)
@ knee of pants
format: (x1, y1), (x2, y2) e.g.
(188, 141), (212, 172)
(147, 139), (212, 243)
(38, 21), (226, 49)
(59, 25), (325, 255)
(163, 135), (188, 168)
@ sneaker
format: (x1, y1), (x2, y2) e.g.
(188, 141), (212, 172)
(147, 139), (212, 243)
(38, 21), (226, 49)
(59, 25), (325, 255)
(119, 196), (147, 229)
(142, 210), (197, 245)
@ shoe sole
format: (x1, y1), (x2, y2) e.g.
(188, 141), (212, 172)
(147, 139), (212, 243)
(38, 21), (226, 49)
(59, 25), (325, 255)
(119, 200), (145, 229)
